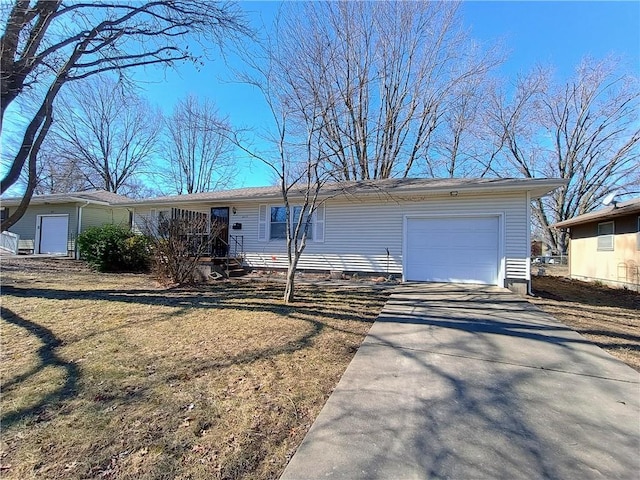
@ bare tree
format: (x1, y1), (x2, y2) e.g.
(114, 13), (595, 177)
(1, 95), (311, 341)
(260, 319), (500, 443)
(489, 58), (640, 253)
(231, 43), (331, 303)
(271, 1), (501, 181)
(429, 77), (495, 178)
(34, 147), (89, 194)
(46, 75), (161, 195)
(163, 94), (235, 194)
(1, 0), (249, 230)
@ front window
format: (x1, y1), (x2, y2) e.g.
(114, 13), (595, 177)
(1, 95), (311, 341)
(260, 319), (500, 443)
(597, 221), (614, 251)
(270, 206), (313, 240)
(270, 206), (288, 240)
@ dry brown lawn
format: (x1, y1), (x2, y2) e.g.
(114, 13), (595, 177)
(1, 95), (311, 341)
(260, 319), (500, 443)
(0, 258), (389, 479)
(531, 275), (640, 371)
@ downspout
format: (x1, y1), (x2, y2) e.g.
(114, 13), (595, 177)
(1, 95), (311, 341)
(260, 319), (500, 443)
(76, 201), (90, 259)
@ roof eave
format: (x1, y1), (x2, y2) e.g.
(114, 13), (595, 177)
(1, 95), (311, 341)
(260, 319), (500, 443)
(2, 197), (109, 207)
(553, 204), (640, 228)
(121, 179), (568, 207)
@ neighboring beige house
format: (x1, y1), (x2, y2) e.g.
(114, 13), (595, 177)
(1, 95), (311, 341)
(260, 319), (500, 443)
(553, 198), (640, 291)
(1, 190), (131, 258)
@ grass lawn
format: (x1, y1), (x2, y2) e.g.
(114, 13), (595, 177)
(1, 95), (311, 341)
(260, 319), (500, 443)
(531, 275), (640, 371)
(0, 258), (389, 479)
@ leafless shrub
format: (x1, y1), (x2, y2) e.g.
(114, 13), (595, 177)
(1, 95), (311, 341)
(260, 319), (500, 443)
(141, 209), (222, 285)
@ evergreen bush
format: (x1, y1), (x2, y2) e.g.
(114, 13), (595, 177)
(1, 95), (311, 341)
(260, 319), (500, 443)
(77, 224), (150, 272)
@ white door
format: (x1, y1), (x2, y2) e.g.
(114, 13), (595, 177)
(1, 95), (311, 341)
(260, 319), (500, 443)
(405, 216), (499, 284)
(38, 215), (69, 254)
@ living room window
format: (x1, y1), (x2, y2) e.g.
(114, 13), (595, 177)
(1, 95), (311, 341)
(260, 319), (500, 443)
(258, 204), (325, 243)
(597, 221), (614, 251)
(269, 206), (313, 240)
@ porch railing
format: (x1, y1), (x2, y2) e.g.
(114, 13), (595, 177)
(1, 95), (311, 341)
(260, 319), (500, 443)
(228, 235), (244, 258)
(0, 231), (19, 255)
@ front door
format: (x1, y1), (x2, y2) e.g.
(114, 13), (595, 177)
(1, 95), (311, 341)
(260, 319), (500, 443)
(211, 207), (229, 257)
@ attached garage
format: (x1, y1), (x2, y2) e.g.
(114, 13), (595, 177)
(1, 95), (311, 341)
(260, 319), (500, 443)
(36, 214), (69, 254)
(404, 215), (502, 285)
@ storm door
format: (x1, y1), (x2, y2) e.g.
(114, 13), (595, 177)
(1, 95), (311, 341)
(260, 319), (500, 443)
(211, 207), (230, 257)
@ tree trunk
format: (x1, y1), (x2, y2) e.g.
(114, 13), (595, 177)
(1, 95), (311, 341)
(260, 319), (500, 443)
(283, 254), (301, 304)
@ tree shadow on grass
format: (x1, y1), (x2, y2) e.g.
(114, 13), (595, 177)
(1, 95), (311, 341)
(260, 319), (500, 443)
(0, 282), (387, 327)
(0, 282), (386, 428)
(1, 307), (80, 429)
(532, 277), (640, 310)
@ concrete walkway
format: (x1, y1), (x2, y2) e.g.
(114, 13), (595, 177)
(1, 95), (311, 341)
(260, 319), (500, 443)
(281, 283), (640, 480)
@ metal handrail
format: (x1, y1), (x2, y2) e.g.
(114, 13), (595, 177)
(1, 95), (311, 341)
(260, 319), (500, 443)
(229, 234), (244, 258)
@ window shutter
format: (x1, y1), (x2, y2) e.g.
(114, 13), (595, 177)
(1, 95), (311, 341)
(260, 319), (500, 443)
(258, 204), (268, 241)
(314, 203), (325, 243)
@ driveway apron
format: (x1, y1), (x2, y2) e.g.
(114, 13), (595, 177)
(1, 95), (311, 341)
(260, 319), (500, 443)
(280, 283), (640, 480)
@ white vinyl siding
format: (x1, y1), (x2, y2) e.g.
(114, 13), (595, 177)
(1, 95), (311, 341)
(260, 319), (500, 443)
(7, 204), (129, 255)
(128, 193), (529, 285)
(242, 192), (529, 282)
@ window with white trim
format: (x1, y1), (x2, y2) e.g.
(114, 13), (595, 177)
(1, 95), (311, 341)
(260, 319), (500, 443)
(258, 204), (325, 243)
(597, 221), (614, 251)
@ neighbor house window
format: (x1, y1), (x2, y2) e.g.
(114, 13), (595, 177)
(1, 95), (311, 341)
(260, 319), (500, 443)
(597, 221), (614, 251)
(0, 207), (8, 224)
(269, 206), (313, 240)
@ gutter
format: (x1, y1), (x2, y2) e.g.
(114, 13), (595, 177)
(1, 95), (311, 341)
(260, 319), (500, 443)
(117, 179), (570, 209)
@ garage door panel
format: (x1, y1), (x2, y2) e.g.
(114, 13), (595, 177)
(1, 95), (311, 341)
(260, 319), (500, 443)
(39, 215), (69, 254)
(405, 216), (499, 285)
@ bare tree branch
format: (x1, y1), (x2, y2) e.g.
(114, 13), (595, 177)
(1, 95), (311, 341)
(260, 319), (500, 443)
(161, 95), (236, 194)
(489, 58), (640, 253)
(268, 1), (502, 181)
(1, 0), (250, 231)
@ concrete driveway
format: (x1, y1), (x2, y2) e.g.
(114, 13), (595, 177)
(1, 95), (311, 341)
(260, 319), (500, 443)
(281, 283), (640, 480)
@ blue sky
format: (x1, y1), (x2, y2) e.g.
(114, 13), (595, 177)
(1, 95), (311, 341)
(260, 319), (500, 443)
(4, 1), (638, 194)
(137, 0), (639, 189)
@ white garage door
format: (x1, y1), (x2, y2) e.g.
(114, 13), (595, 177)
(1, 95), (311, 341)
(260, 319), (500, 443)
(38, 215), (69, 254)
(405, 216), (499, 285)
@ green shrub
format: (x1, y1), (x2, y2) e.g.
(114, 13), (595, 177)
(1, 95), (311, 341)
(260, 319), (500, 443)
(77, 224), (150, 272)
(121, 234), (151, 272)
